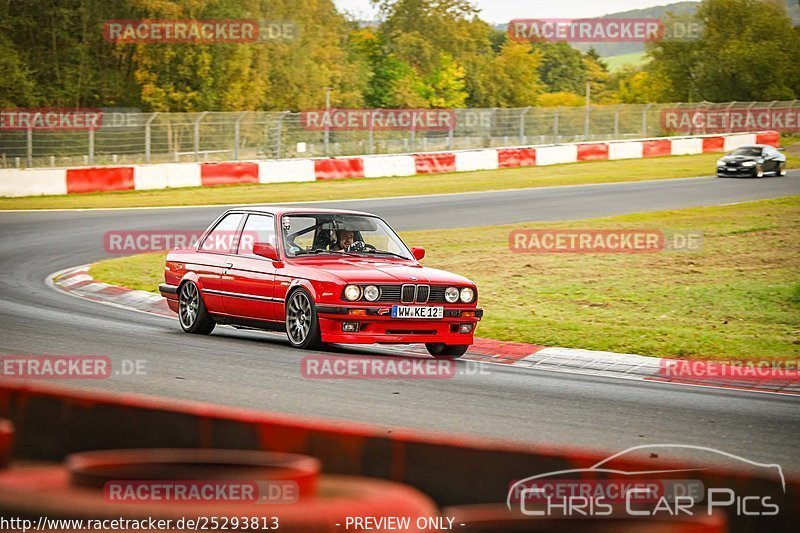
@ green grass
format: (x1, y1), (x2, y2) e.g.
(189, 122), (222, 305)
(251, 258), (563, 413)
(89, 196), (800, 361)
(0, 152), (726, 210)
(603, 51), (649, 72)
(90, 252), (167, 293)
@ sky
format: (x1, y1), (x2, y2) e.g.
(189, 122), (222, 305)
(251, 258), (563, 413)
(333, 0), (700, 24)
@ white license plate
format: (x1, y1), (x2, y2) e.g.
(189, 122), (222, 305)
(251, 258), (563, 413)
(391, 306), (444, 319)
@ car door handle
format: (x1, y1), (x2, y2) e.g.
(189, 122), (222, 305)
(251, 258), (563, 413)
(224, 262), (233, 269)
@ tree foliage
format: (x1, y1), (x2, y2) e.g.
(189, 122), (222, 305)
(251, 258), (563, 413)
(648, 0), (800, 101)
(0, 0), (798, 111)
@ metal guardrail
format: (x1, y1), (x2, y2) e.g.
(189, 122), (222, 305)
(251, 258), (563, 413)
(1, 100), (797, 168)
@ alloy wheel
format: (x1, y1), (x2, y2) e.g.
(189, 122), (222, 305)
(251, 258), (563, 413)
(179, 283), (199, 329)
(287, 291), (312, 345)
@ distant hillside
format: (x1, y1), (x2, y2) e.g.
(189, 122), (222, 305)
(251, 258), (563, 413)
(497, 1), (800, 61)
(571, 1), (698, 57)
(603, 51), (649, 72)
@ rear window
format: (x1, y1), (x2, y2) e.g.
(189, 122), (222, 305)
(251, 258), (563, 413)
(199, 213), (243, 253)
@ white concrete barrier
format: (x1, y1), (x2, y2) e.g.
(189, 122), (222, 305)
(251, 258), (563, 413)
(608, 141), (644, 160)
(536, 144), (578, 166)
(670, 137), (704, 155)
(724, 133), (758, 152)
(0, 131), (777, 197)
(362, 155), (416, 178)
(454, 150), (499, 172)
(0, 169), (67, 197)
(134, 163), (202, 190)
(258, 159), (316, 183)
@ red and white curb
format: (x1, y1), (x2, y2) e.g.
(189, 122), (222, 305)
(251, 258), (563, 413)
(48, 264), (800, 396)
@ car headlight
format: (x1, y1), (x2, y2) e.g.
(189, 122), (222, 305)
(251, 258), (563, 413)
(344, 285), (362, 301)
(363, 285), (380, 301)
(445, 287), (459, 303)
(716, 159), (725, 166)
(460, 287), (475, 303)
(741, 161), (756, 167)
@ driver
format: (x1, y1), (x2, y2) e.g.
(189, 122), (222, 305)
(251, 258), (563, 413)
(335, 230), (355, 250)
(331, 229), (369, 252)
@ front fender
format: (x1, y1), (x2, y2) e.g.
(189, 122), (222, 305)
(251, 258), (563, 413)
(287, 278), (317, 301)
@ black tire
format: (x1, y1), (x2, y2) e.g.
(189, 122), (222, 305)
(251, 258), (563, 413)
(754, 164), (764, 178)
(425, 343), (468, 359)
(285, 289), (322, 350)
(178, 281), (215, 334)
(777, 162), (787, 177)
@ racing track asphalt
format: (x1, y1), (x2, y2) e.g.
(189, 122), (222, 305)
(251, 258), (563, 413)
(1, 173), (799, 470)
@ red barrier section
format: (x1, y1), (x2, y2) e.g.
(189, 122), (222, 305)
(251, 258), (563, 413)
(200, 162), (259, 186)
(756, 131), (781, 147)
(702, 136), (725, 152)
(66, 167), (134, 194)
(3, 380), (799, 526)
(497, 148), (536, 168)
(642, 139), (671, 158)
(414, 153), (456, 174)
(576, 143), (609, 161)
(0, 463), (437, 532)
(67, 448), (320, 496)
(0, 420), (12, 468)
(314, 158), (365, 180)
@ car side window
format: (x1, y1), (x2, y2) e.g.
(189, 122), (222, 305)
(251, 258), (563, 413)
(199, 213), (244, 253)
(238, 214), (276, 256)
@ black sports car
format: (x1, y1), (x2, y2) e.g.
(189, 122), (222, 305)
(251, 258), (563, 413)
(716, 144), (787, 178)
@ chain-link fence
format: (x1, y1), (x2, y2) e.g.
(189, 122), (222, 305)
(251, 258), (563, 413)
(1, 100), (797, 168)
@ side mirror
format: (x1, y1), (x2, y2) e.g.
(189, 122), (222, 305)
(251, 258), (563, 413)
(411, 247), (425, 260)
(253, 242), (280, 261)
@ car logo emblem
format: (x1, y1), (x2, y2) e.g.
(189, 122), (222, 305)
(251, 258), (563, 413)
(409, 276), (418, 281)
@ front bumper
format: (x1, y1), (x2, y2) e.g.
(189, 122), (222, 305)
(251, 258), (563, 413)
(717, 166), (756, 177)
(316, 304), (483, 345)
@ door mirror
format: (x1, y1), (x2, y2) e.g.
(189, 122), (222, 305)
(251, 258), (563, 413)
(411, 247), (425, 260)
(253, 242), (280, 261)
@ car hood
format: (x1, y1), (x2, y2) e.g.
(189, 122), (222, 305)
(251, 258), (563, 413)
(719, 154), (760, 163)
(289, 257), (474, 286)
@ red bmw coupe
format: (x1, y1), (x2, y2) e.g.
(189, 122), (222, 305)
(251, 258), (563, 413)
(159, 207), (482, 358)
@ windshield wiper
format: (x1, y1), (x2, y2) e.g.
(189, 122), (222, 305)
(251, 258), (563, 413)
(361, 249), (409, 259)
(293, 248), (361, 257)
(292, 248), (333, 256)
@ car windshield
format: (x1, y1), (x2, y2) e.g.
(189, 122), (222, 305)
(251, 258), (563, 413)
(730, 147), (762, 156)
(281, 213), (413, 259)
